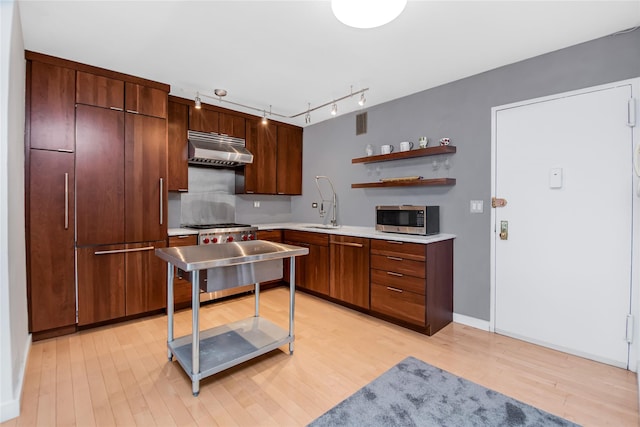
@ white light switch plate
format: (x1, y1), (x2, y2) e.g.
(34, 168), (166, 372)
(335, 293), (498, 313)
(470, 200), (484, 213)
(549, 167), (563, 189)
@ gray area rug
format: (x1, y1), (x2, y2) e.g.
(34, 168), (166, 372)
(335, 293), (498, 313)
(308, 356), (579, 427)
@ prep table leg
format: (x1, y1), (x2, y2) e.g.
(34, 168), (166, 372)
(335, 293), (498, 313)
(254, 282), (260, 317)
(191, 270), (200, 397)
(289, 256), (296, 355)
(167, 262), (174, 361)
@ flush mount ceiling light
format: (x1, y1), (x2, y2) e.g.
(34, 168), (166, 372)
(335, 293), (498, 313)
(331, 0), (407, 29)
(193, 87), (369, 123)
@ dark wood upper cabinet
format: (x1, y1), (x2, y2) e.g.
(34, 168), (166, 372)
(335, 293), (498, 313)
(244, 119), (277, 194)
(125, 82), (167, 119)
(76, 71), (124, 110)
(27, 149), (76, 333)
(189, 106), (219, 133)
(219, 112), (246, 139)
(29, 61), (75, 151)
(124, 114), (167, 243)
(75, 104), (125, 246)
(276, 125), (303, 195)
(167, 100), (189, 192)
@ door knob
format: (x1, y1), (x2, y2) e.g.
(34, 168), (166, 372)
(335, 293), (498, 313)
(500, 220), (508, 240)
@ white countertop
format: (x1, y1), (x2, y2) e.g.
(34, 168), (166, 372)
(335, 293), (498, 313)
(169, 223), (455, 244)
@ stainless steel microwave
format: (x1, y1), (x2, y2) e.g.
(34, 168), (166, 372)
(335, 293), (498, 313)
(375, 205), (440, 236)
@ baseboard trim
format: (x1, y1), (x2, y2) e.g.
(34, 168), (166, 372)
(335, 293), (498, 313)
(453, 313), (490, 331)
(0, 333), (31, 423)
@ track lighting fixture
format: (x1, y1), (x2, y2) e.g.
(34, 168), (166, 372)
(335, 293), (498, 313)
(193, 87), (369, 123)
(358, 92), (366, 106)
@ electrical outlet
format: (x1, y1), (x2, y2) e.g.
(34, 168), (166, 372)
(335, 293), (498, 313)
(312, 202), (318, 208)
(253, 201), (260, 208)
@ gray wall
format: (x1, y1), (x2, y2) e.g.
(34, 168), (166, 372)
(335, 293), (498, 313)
(293, 29), (640, 321)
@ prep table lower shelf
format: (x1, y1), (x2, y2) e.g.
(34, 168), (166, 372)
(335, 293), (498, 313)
(169, 317), (292, 380)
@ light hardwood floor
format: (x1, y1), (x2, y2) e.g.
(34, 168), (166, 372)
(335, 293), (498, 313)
(4, 287), (638, 426)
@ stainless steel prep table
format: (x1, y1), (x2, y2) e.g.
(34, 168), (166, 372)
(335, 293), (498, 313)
(155, 240), (308, 396)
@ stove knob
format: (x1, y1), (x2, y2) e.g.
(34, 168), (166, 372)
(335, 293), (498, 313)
(203, 238), (210, 244)
(249, 234), (255, 240)
(227, 236), (234, 242)
(242, 234), (248, 241)
(212, 237), (218, 243)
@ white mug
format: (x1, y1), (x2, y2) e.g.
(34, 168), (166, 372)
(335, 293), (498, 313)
(381, 144), (394, 154)
(400, 141), (413, 152)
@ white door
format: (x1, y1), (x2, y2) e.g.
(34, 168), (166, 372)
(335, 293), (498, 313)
(492, 82), (637, 368)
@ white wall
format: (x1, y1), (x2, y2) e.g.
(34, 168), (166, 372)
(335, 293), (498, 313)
(0, 0), (29, 422)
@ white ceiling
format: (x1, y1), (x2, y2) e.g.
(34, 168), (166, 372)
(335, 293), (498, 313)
(18, 0), (640, 127)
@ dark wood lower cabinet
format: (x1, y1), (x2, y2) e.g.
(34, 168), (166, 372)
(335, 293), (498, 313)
(330, 235), (370, 309)
(77, 245), (126, 326)
(283, 230), (329, 296)
(168, 234), (198, 306)
(77, 240), (167, 325)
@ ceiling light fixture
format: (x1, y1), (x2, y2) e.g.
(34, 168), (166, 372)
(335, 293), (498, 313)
(331, 0), (407, 29)
(193, 87), (369, 122)
(194, 93), (202, 109)
(358, 92), (366, 106)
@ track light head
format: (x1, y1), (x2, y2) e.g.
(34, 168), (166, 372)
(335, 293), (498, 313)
(195, 93), (202, 109)
(262, 111), (268, 125)
(358, 93), (366, 106)
(330, 103), (338, 116)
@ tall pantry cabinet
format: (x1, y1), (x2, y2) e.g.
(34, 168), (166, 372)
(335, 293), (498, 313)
(25, 52), (170, 338)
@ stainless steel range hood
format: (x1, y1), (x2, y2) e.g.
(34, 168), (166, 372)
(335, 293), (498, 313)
(188, 130), (253, 167)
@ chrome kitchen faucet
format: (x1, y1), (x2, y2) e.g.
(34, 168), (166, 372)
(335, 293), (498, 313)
(314, 175), (338, 227)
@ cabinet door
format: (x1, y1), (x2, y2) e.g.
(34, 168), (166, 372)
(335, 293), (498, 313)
(29, 61), (75, 151)
(75, 104), (125, 246)
(167, 100), (189, 192)
(76, 71), (124, 110)
(330, 235), (370, 309)
(244, 119), (277, 194)
(28, 150), (76, 332)
(77, 245), (126, 325)
(125, 113), (167, 242)
(125, 82), (167, 119)
(305, 244), (330, 296)
(168, 235), (198, 305)
(276, 125), (303, 195)
(189, 106), (219, 133)
(219, 112), (246, 138)
(125, 241), (167, 315)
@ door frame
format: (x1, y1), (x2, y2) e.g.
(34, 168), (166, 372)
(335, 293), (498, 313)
(490, 77), (640, 372)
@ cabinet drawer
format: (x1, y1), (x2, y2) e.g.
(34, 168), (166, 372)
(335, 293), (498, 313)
(371, 284), (425, 326)
(371, 269), (425, 295)
(371, 239), (425, 261)
(257, 229), (282, 242)
(168, 234), (198, 247)
(371, 254), (425, 278)
(283, 230), (329, 246)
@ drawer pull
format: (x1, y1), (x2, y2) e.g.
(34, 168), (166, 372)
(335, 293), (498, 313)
(332, 241), (364, 248)
(386, 286), (403, 293)
(387, 241), (404, 244)
(94, 246), (154, 255)
(387, 271), (403, 277)
(176, 235), (191, 239)
(387, 256), (403, 261)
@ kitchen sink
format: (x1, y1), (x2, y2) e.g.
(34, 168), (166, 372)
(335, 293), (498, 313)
(303, 225), (341, 230)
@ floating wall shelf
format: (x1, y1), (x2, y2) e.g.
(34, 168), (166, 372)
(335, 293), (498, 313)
(352, 145), (456, 164)
(351, 178), (456, 189)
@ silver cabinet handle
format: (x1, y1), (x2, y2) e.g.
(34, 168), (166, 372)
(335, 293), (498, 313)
(176, 235), (191, 239)
(109, 106), (123, 111)
(386, 286), (403, 293)
(387, 241), (404, 244)
(57, 148), (73, 153)
(178, 188), (188, 192)
(387, 271), (403, 277)
(332, 241), (364, 248)
(387, 256), (403, 261)
(94, 246), (155, 255)
(159, 178), (164, 225)
(126, 109), (139, 114)
(64, 173), (69, 230)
